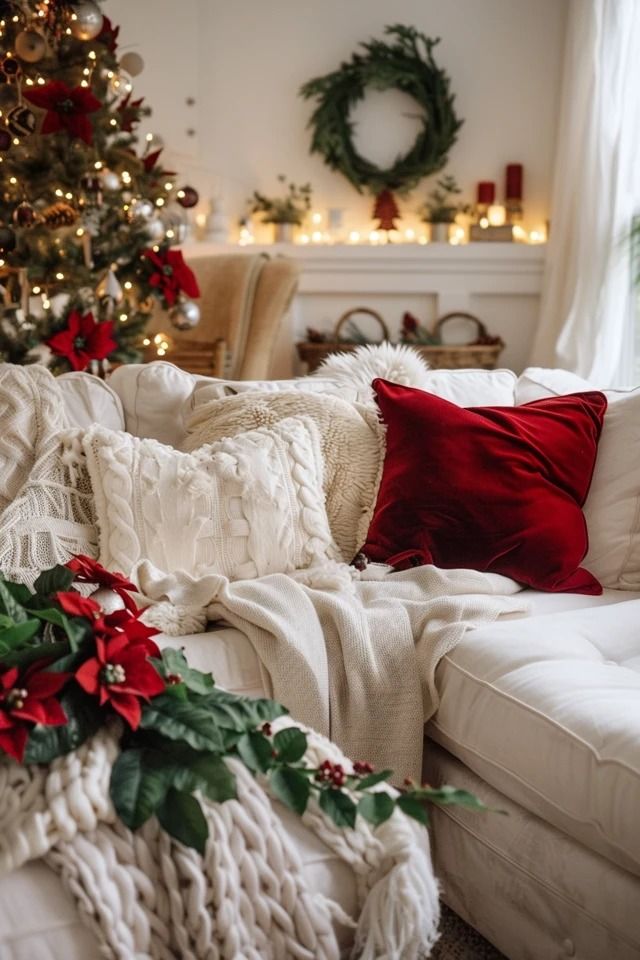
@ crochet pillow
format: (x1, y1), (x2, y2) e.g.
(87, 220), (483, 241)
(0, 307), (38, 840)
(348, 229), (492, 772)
(82, 417), (339, 582)
(182, 391), (383, 562)
(361, 379), (607, 594)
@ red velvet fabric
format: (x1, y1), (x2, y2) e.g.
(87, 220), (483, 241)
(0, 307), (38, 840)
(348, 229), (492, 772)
(361, 379), (607, 594)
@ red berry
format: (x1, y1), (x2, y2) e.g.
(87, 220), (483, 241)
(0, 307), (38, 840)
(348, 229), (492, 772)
(261, 722), (272, 736)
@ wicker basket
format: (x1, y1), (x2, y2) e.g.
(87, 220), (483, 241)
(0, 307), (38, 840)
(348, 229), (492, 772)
(296, 310), (504, 372)
(296, 308), (390, 372)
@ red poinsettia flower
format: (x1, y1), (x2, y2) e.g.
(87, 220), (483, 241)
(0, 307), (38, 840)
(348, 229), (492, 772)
(0, 665), (70, 762)
(142, 248), (200, 307)
(103, 609), (159, 644)
(117, 92), (145, 132)
(46, 311), (117, 372)
(97, 15), (120, 53)
(66, 556), (139, 613)
(24, 81), (101, 145)
(75, 633), (164, 729)
(55, 590), (102, 620)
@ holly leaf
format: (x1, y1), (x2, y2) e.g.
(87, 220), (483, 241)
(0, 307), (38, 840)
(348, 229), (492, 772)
(33, 565), (75, 596)
(0, 618), (41, 651)
(110, 747), (173, 831)
(236, 731), (273, 773)
(357, 791), (395, 827)
(354, 769), (393, 790)
(319, 787), (357, 829)
(159, 647), (214, 695)
(422, 785), (490, 812)
(156, 787), (208, 855)
(1, 639), (69, 669)
(397, 794), (429, 826)
(269, 766), (310, 816)
(173, 753), (237, 804)
(273, 727), (307, 764)
(0, 580), (28, 622)
(199, 689), (287, 732)
(24, 686), (101, 765)
(140, 694), (225, 752)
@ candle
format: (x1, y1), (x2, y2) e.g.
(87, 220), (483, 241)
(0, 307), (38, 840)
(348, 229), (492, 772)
(488, 204), (506, 226)
(506, 164), (523, 200)
(477, 181), (496, 205)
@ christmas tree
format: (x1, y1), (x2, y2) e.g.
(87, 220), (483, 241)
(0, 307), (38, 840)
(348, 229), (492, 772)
(0, 0), (201, 372)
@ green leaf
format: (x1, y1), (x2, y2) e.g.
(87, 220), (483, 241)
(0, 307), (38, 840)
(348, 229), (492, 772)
(173, 753), (237, 804)
(354, 769), (393, 790)
(397, 794), (429, 826)
(357, 791), (395, 827)
(273, 727), (307, 764)
(1, 640), (69, 669)
(159, 647), (214, 696)
(236, 731), (273, 773)
(270, 766), (310, 816)
(33, 565), (75, 596)
(1, 581), (33, 607)
(422, 785), (489, 812)
(24, 686), (101, 765)
(198, 689), (287, 733)
(319, 787), (357, 829)
(140, 694), (225, 752)
(31, 608), (90, 649)
(0, 618), (41, 650)
(0, 580), (28, 623)
(156, 787), (209, 855)
(110, 748), (173, 831)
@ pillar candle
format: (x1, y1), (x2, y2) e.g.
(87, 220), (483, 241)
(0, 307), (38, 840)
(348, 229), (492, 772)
(506, 164), (523, 200)
(477, 181), (495, 205)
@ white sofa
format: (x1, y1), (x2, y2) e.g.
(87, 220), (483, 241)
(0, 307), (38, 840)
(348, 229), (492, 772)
(1, 360), (638, 960)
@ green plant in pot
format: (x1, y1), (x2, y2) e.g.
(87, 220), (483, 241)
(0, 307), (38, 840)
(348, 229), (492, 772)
(249, 175), (313, 243)
(421, 174), (468, 243)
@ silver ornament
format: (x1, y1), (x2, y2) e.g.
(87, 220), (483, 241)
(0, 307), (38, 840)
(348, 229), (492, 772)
(69, 1), (104, 40)
(100, 169), (120, 191)
(15, 30), (47, 63)
(96, 268), (123, 303)
(169, 297), (200, 330)
(132, 199), (155, 221)
(145, 217), (165, 241)
(119, 51), (144, 77)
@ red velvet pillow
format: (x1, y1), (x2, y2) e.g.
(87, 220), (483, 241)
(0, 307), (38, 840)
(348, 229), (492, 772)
(361, 379), (607, 594)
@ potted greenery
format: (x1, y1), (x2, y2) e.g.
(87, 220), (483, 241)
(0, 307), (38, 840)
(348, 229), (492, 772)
(421, 174), (468, 243)
(249, 175), (313, 243)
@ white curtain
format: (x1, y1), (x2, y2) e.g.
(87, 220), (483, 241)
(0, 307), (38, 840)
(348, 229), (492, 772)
(530, 0), (640, 387)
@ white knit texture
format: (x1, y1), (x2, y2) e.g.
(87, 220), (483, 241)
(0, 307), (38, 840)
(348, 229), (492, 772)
(183, 391), (384, 562)
(83, 417), (340, 585)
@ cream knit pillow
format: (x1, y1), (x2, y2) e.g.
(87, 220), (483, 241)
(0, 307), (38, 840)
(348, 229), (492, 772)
(182, 391), (384, 562)
(82, 418), (339, 582)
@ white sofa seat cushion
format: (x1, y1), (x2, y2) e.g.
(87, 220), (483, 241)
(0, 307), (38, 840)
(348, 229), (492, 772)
(429, 593), (640, 877)
(57, 371), (124, 431)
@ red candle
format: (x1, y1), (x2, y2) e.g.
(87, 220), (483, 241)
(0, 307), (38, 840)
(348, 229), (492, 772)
(477, 181), (495, 205)
(506, 164), (523, 200)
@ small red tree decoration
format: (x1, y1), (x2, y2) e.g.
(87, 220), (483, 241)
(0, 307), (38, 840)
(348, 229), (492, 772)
(373, 189), (400, 232)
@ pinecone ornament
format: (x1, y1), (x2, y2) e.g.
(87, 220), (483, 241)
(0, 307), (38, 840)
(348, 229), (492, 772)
(41, 201), (78, 227)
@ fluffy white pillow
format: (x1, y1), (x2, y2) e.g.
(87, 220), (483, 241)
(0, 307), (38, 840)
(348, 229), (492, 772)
(516, 370), (640, 590)
(182, 391), (383, 561)
(82, 417), (339, 582)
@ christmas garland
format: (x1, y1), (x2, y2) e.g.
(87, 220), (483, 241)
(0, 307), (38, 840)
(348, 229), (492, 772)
(0, 555), (485, 853)
(300, 24), (463, 196)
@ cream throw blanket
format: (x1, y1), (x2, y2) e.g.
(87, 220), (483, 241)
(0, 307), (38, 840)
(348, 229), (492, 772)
(138, 560), (527, 782)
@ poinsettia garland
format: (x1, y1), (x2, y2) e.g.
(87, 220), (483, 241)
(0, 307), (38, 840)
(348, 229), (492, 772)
(0, 556), (486, 853)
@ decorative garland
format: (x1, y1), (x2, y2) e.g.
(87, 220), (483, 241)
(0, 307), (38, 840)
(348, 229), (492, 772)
(300, 24), (463, 197)
(0, 556), (485, 852)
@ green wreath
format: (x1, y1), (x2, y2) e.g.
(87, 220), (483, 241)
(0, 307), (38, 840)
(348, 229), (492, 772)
(300, 24), (463, 196)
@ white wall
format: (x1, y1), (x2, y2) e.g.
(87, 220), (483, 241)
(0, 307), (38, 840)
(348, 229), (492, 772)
(106, 0), (567, 236)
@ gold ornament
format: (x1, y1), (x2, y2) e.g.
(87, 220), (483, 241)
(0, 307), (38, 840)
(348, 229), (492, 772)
(69, 1), (104, 41)
(15, 30), (47, 63)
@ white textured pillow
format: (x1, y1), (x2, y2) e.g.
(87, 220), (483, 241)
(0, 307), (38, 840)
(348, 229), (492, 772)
(516, 371), (640, 590)
(182, 391), (383, 561)
(82, 417), (339, 582)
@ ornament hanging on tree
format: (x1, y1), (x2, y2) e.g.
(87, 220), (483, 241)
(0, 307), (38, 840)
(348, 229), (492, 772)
(145, 218), (165, 242)
(96, 267), (123, 304)
(176, 186), (199, 209)
(0, 225), (16, 252)
(372, 189), (400, 233)
(131, 198), (155, 221)
(41, 201), (78, 227)
(12, 201), (37, 227)
(1, 56), (21, 79)
(119, 52), (144, 77)
(99, 168), (120, 191)
(6, 105), (36, 137)
(169, 295), (200, 330)
(68, 1), (104, 41)
(15, 31), (47, 64)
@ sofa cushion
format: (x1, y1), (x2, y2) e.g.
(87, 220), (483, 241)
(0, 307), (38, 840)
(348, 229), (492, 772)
(57, 372), (124, 431)
(429, 593), (640, 877)
(108, 361), (194, 445)
(515, 366), (595, 404)
(361, 379), (607, 593)
(83, 417), (338, 582)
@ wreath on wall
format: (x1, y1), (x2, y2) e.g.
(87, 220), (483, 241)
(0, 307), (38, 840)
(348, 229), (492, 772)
(300, 23), (463, 226)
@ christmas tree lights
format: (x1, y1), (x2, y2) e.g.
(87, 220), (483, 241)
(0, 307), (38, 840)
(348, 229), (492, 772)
(0, 0), (200, 372)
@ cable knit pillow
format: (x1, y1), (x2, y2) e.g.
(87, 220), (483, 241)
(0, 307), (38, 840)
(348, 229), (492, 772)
(182, 391), (383, 562)
(82, 418), (339, 582)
